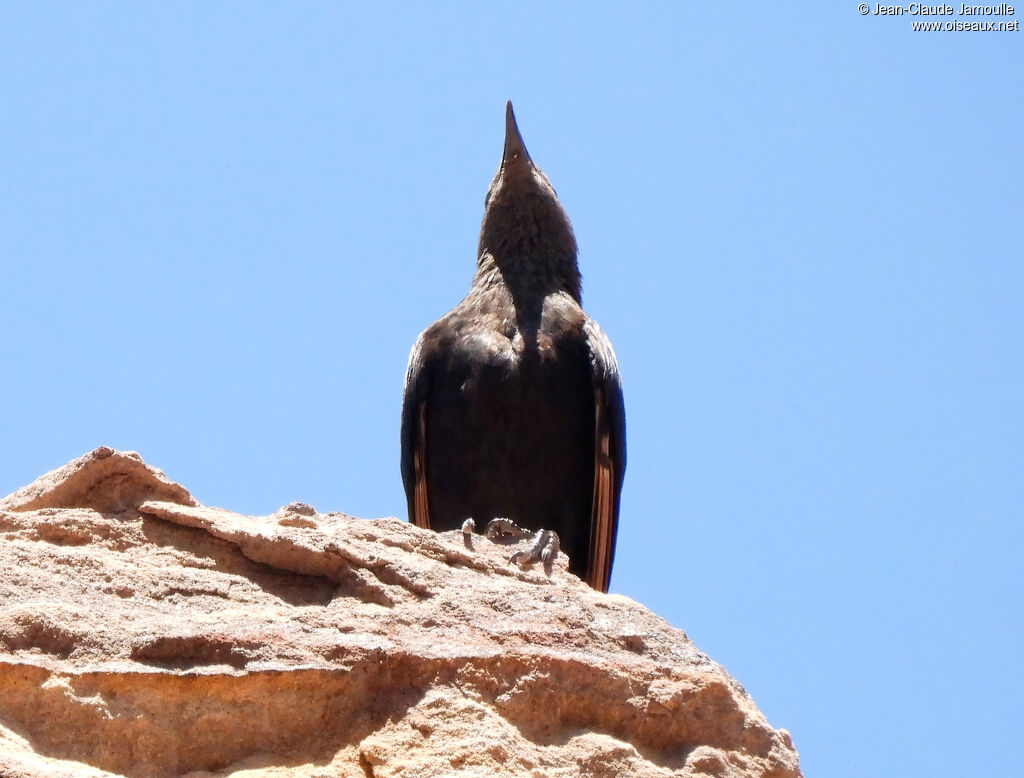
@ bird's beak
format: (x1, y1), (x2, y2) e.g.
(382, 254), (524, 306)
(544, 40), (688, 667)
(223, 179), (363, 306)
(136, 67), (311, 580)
(503, 101), (532, 170)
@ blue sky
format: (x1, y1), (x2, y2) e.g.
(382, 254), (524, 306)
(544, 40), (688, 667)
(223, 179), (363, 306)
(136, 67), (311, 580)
(1, 4), (1021, 776)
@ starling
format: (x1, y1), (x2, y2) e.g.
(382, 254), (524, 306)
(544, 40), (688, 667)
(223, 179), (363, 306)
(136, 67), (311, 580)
(400, 102), (626, 592)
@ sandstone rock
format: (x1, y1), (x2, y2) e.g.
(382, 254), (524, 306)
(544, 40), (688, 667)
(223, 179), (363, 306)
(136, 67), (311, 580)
(0, 448), (801, 778)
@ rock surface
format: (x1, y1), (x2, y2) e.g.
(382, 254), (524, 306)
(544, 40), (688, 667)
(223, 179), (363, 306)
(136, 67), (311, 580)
(0, 448), (801, 778)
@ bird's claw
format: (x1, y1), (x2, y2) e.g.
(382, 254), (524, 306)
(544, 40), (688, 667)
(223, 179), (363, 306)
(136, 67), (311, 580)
(479, 518), (560, 574)
(509, 529), (560, 574)
(461, 518), (476, 548)
(484, 517), (534, 542)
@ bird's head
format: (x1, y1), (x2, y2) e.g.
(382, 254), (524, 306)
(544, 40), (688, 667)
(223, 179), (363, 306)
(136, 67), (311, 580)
(478, 102), (580, 296)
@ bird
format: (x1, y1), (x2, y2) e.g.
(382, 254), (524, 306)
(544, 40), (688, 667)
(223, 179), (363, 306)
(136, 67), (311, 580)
(400, 102), (625, 592)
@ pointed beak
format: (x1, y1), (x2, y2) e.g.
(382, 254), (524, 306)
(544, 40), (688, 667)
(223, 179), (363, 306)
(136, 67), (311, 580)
(502, 101), (532, 170)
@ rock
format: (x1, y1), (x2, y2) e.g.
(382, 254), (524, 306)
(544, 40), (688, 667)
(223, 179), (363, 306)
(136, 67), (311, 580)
(0, 448), (801, 778)
(0, 446), (197, 515)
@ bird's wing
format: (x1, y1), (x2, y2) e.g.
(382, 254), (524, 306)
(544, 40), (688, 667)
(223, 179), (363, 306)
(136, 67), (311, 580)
(583, 318), (627, 592)
(400, 331), (432, 529)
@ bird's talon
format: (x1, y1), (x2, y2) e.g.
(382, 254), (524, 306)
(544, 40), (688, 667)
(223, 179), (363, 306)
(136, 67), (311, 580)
(508, 529), (560, 574)
(540, 531), (560, 566)
(485, 517), (533, 542)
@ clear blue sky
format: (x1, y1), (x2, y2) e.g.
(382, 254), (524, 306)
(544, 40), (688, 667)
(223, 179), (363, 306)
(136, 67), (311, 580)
(1, 4), (1020, 776)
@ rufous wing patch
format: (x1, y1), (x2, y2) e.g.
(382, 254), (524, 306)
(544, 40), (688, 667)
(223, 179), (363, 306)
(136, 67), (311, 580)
(589, 385), (615, 592)
(412, 402), (431, 530)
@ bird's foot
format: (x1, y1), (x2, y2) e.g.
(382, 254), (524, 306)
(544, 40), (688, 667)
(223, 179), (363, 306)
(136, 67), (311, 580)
(483, 517), (534, 542)
(481, 519), (560, 574)
(461, 518), (475, 548)
(509, 529), (561, 574)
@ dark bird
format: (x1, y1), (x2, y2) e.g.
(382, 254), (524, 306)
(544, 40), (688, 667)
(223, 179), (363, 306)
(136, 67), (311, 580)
(400, 102), (626, 591)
